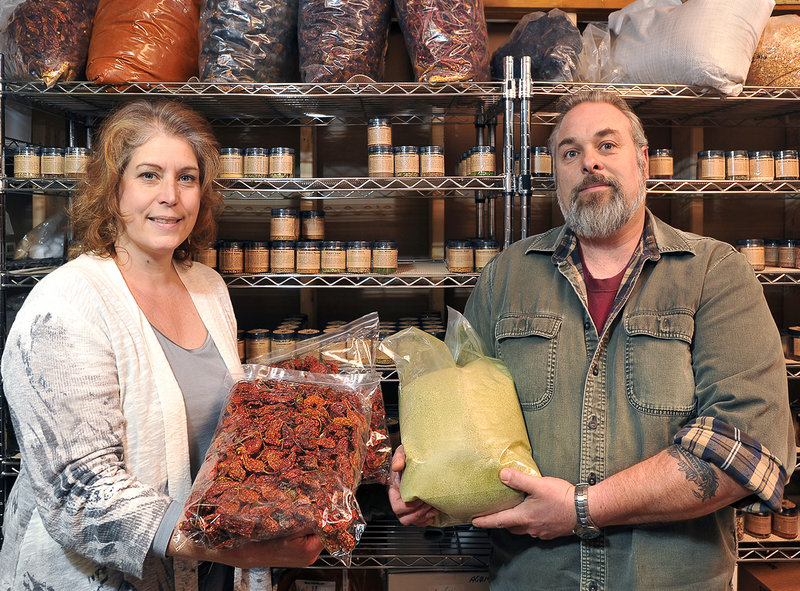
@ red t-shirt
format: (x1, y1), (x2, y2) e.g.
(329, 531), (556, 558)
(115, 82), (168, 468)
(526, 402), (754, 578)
(581, 250), (626, 332)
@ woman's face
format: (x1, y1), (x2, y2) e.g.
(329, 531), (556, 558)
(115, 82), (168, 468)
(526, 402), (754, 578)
(115, 134), (201, 263)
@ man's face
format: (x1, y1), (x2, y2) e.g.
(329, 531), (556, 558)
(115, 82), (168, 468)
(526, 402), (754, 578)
(552, 101), (648, 239)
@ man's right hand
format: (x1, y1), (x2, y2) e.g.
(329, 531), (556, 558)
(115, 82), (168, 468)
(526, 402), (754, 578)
(388, 445), (438, 527)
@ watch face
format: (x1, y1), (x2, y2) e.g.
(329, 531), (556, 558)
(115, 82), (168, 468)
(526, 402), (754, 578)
(575, 525), (601, 540)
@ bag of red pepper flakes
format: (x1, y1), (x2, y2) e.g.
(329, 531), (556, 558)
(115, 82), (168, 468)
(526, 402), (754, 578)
(263, 313), (392, 486)
(177, 364), (380, 565)
(394, 0), (491, 83)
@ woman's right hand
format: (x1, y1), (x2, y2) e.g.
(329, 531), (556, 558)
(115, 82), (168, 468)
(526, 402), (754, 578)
(168, 528), (323, 569)
(388, 445), (438, 527)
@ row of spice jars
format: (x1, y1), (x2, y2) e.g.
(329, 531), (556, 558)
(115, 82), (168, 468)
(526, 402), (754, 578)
(446, 238), (501, 273)
(13, 146), (90, 178)
(270, 208), (325, 241)
(198, 239), (400, 275)
(219, 147), (295, 178)
(455, 146), (497, 177)
(736, 238), (800, 271)
(368, 145), (446, 177)
(739, 499), (798, 540)
(648, 148), (800, 180)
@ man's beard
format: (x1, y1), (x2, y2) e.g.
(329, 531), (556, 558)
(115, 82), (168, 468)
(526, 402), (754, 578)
(559, 173), (646, 239)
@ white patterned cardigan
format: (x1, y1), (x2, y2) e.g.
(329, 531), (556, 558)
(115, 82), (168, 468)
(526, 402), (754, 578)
(0, 254), (269, 591)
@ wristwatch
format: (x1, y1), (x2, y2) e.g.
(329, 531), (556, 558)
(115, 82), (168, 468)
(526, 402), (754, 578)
(573, 483), (601, 540)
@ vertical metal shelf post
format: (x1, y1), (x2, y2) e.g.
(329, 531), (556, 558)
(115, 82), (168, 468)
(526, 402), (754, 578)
(518, 56), (531, 240)
(474, 114), (486, 238)
(486, 117), (497, 240)
(502, 56), (516, 249)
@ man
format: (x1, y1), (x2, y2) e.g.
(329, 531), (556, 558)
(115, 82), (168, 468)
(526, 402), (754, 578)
(389, 90), (795, 590)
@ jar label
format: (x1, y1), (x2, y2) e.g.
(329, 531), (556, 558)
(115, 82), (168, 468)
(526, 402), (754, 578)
(243, 154), (269, 177)
(219, 249), (244, 274)
(271, 217), (298, 241)
(296, 249), (321, 273)
(533, 154), (552, 175)
(394, 153), (419, 176)
(321, 250), (346, 271)
(420, 153), (445, 177)
(347, 249), (371, 271)
(14, 154), (40, 177)
(244, 249), (270, 273)
(372, 249), (398, 268)
(270, 154), (294, 177)
(303, 218), (325, 239)
(697, 157), (725, 180)
(369, 153), (394, 177)
(367, 126), (392, 147)
(41, 154), (65, 176)
(219, 154), (243, 178)
(271, 249), (295, 272)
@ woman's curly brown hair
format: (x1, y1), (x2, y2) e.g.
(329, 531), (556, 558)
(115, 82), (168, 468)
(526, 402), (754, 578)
(70, 100), (222, 262)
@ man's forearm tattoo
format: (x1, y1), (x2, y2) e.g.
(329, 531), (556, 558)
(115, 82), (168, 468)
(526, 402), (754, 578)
(667, 445), (718, 502)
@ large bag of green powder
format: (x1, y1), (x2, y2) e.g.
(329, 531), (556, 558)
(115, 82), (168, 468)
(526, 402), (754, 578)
(380, 308), (540, 526)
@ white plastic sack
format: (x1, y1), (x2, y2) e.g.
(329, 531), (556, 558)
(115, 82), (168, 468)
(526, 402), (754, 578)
(609, 0), (774, 96)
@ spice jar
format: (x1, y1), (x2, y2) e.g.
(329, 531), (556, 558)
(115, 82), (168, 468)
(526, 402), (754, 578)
(532, 147), (552, 177)
(473, 238), (500, 271)
(788, 326), (800, 360)
(320, 240), (347, 273)
(773, 499), (799, 539)
(779, 239), (797, 268)
(269, 147), (295, 178)
(301, 210), (325, 240)
(368, 146), (394, 177)
(243, 147), (269, 178)
(271, 328), (297, 356)
(367, 117), (392, 147)
(270, 240), (296, 273)
(13, 146), (39, 178)
(446, 239), (474, 273)
(648, 148), (673, 179)
(372, 240), (398, 274)
(219, 147), (243, 178)
(749, 150), (775, 181)
(218, 241), (244, 274)
(764, 238), (780, 268)
(471, 145), (496, 176)
(245, 329), (271, 362)
(419, 145), (445, 177)
(295, 241), (321, 274)
(193, 245), (218, 268)
(296, 328), (322, 359)
(271, 208), (299, 241)
(346, 240), (372, 273)
(736, 239), (765, 271)
(744, 509), (772, 539)
(725, 150), (749, 180)
(40, 147), (65, 177)
(394, 146), (419, 177)
(775, 150), (799, 180)
(244, 241), (270, 273)
(696, 150), (725, 180)
(64, 147), (89, 177)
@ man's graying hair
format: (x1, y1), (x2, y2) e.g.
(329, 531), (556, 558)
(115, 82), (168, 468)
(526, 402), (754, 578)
(547, 90), (649, 173)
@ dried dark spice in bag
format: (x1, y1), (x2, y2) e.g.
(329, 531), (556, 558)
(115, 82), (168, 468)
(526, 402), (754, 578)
(299, 0), (393, 83)
(199, 0), (299, 83)
(394, 0), (490, 83)
(86, 0), (201, 83)
(178, 366), (379, 561)
(0, 0), (99, 86)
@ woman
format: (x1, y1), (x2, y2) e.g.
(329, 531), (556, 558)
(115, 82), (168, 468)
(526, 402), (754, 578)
(0, 100), (322, 591)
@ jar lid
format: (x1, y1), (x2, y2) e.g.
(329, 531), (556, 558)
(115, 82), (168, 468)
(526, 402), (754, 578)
(373, 240), (397, 249)
(271, 208), (299, 217)
(320, 240), (346, 249)
(270, 147), (295, 155)
(271, 328), (296, 341)
(64, 147), (89, 155)
(419, 145), (444, 155)
(787, 325), (800, 337)
(532, 146), (551, 155)
(369, 145), (393, 154)
(780, 239), (797, 246)
(648, 148), (672, 157)
(301, 209), (325, 218)
(698, 150), (724, 158)
(447, 239), (474, 248)
(41, 147), (64, 155)
(347, 240), (372, 248)
(725, 150), (749, 157)
(473, 238), (500, 249)
(271, 240), (296, 248)
(473, 145), (496, 153)
(748, 150), (774, 158)
(774, 150), (798, 159)
(247, 240), (270, 249)
(368, 117), (391, 126)
(393, 146), (419, 154)
(221, 240), (244, 249)
(220, 147), (242, 155)
(244, 147), (268, 156)
(15, 145), (38, 154)
(246, 329), (271, 339)
(297, 328), (322, 339)
(736, 239), (764, 246)
(296, 240), (321, 249)
(764, 238), (781, 246)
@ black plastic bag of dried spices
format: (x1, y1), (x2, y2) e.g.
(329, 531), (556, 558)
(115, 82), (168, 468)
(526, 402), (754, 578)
(490, 9), (582, 82)
(199, 0), (299, 83)
(394, 0), (490, 83)
(0, 0), (99, 86)
(298, 0), (393, 83)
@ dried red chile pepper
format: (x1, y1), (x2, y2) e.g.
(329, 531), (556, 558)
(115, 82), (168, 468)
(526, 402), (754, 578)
(394, 0), (491, 83)
(0, 0), (99, 85)
(179, 369), (373, 555)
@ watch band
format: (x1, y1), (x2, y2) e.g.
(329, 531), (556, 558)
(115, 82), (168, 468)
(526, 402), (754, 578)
(573, 482), (601, 540)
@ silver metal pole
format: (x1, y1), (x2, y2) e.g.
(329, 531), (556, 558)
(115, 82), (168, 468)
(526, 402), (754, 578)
(518, 56), (531, 240)
(475, 115), (485, 238)
(502, 56), (516, 249)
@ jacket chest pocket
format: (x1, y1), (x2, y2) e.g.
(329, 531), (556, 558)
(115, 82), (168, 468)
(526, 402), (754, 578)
(624, 310), (696, 416)
(496, 313), (561, 410)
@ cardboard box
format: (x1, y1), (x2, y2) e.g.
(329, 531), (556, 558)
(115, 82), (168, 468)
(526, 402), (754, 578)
(738, 562), (800, 591)
(387, 572), (490, 591)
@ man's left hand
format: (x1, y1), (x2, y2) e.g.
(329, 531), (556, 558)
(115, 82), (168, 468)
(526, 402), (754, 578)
(471, 469), (576, 539)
